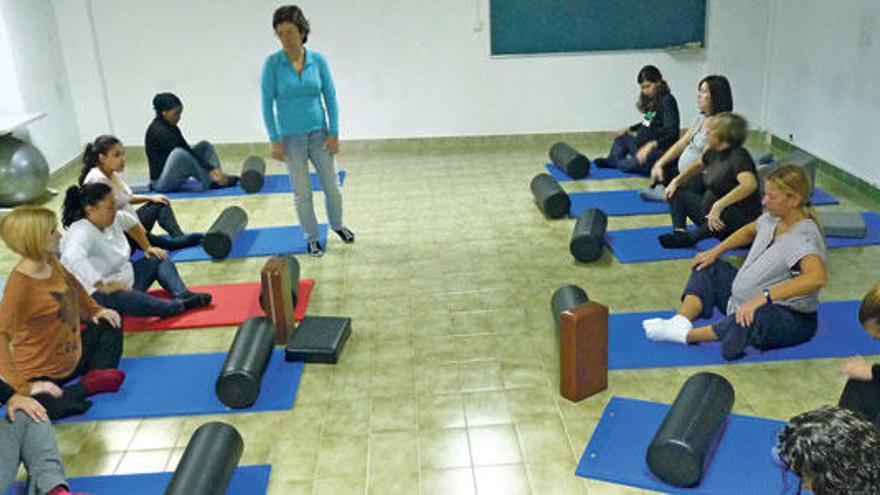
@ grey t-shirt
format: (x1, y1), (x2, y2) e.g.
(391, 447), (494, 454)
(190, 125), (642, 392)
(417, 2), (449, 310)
(728, 213), (826, 314)
(679, 115), (709, 173)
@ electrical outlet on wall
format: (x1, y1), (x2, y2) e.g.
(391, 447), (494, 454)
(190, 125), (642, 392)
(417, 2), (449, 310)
(788, 133), (795, 143)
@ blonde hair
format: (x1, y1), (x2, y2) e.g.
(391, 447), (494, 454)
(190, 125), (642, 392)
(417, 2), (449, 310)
(859, 283), (880, 339)
(766, 164), (822, 233)
(0, 205), (57, 260)
(710, 112), (748, 147)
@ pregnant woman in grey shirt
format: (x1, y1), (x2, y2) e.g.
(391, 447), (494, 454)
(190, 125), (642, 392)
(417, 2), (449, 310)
(643, 164), (827, 360)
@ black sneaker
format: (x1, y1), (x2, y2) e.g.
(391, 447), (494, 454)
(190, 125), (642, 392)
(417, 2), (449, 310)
(658, 231), (696, 248)
(308, 240), (324, 257)
(334, 227), (355, 243)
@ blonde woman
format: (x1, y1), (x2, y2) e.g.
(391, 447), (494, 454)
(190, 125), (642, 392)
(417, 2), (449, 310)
(0, 206), (124, 420)
(643, 165), (827, 360)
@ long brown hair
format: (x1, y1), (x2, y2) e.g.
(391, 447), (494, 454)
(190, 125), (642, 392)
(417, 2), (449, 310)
(636, 65), (670, 113)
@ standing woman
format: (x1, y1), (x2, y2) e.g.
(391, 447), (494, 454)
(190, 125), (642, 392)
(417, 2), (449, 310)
(649, 75), (733, 188)
(595, 65), (680, 177)
(261, 5), (354, 257)
(80, 134), (203, 251)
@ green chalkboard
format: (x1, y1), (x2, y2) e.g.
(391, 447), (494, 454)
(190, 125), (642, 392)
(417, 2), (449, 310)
(490, 0), (706, 56)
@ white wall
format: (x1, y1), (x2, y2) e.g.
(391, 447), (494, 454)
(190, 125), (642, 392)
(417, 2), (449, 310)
(0, 0), (82, 170)
(60, 0), (772, 145)
(764, 0), (880, 186)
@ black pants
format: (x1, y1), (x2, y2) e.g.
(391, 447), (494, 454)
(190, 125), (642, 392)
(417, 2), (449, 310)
(24, 320), (124, 420)
(669, 189), (753, 242)
(839, 379), (880, 425)
(127, 202), (187, 251)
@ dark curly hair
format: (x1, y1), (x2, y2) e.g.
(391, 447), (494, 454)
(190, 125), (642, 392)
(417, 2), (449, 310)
(776, 405), (880, 494)
(272, 5), (310, 43)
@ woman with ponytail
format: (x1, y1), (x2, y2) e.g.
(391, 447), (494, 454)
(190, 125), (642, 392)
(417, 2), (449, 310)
(59, 183), (212, 319)
(641, 164), (827, 360)
(80, 135), (202, 251)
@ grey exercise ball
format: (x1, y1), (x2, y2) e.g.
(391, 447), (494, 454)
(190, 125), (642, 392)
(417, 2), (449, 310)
(0, 136), (49, 206)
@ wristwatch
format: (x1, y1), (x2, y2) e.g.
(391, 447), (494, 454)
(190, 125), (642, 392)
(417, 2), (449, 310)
(763, 288), (773, 304)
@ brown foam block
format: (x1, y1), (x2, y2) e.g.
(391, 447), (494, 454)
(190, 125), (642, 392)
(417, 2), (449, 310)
(559, 301), (608, 402)
(261, 256), (297, 344)
(285, 316), (351, 364)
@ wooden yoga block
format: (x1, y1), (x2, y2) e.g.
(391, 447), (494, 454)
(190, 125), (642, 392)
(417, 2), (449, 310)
(260, 256), (296, 345)
(559, 301), (608, 402)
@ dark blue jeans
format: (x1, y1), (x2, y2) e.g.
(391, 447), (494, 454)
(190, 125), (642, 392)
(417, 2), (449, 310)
(91, 256), (188, 318)
(682, 260), (818, 360)
(606, 134), (669, 176)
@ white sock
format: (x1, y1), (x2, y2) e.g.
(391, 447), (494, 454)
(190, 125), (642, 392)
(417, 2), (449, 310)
(643, 314), (692, 344)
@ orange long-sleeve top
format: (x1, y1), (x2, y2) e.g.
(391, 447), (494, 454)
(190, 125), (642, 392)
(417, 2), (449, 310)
(0, 257), (102, 394)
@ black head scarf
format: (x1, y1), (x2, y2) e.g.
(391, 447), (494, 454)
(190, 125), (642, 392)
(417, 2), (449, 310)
(152, 92), (182, 116)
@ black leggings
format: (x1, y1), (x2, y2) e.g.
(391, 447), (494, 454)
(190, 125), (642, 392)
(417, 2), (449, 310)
(26, 320), (124, 420)
(669, 189), (754, 242)
(839, 378), (880, 425)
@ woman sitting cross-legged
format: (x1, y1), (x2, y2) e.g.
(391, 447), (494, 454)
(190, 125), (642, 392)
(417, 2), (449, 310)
(659, 112), (762, 248)
(643, 165), (827, 360)
(0, 205), (125, 420)
(60, 183), (212, 319)
(80, 134), (202, 251)
(837, 283), (880, 424)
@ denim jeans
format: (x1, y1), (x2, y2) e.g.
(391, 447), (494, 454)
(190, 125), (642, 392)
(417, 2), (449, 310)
(91, 256), (188, 318)
(151, 141), (222, 192)
(606, 134), (667, 174)
(281, 130), (344, 242)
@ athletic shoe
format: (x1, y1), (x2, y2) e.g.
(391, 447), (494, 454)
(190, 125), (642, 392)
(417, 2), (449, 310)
(334, 227), (355, 243)
(308, 240), (324, 257)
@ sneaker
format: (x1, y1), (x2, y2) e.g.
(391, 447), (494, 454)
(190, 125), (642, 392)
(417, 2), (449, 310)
(658, 231), (696, 248)
(334, 227), (355, 243)
(308, 240), (324, 257)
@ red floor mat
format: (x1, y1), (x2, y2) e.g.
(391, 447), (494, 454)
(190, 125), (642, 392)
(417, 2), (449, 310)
(123, 279), (314, 332)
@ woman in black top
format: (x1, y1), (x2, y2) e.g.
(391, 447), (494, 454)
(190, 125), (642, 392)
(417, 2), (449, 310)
(595, 65), (680, 178)
(144, 92), (236, 192)
(839, 283), (880, 425)
(659, 112), (761, 248)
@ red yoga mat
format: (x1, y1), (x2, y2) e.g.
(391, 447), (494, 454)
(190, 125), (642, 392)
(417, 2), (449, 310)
(123, 279), (314, 332)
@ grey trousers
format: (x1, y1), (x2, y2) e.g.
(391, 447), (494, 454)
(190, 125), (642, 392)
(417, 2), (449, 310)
(0, 412), (67, 495)
(282, 129), (344, 242)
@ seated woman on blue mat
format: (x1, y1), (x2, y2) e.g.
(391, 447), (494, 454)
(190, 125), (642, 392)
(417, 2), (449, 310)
(642, 165), (827, 360)
(80, 134), (202, 251)
(144, 92), (236, 192)
(658, 113), (762, 248)
(594, 65), (680, 179)
(837, 283), (880, 425)
(60, 183), (212, 319)
(647, 75), (733, 189)
(0, 386), (84, 495)
(0, 206), (125, 422)
(775, 405), (880, 494)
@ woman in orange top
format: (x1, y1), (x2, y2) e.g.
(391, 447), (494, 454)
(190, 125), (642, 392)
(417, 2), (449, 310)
(0, 206), (124, 420)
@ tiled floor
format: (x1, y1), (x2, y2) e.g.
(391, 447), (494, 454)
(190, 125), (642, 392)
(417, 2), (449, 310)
(3, 133), (879, 494)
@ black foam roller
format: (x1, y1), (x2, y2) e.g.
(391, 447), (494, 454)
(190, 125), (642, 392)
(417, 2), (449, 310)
(530, 173), (570, 219)
(551, 285), (589, 327)
(570, 208), (607, 263)
(260, 254), (301, 311)
(203, 206), (248, 260)
(165, 422), (243, 495)
(240, 155), (266, 193)
(646, 372), (735, 488)
(215, 317), (276, 409)
(549, 142), (590, 179)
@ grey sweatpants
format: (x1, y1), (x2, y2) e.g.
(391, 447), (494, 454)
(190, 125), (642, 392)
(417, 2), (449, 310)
(0, 411), (66, 495)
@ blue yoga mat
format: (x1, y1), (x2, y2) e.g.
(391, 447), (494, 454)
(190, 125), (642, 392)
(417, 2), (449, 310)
(131, 171), (346, 199)
(576, 397), (801, 494)
(605, 212), (880, 263)
(167, 224), (328, 262)
(6, 465), (270, 495)
(52, 349), (302, 422)
(609, 300), (880, 369)
(545, 163), (645, 181)
(569, 187), (838, 217)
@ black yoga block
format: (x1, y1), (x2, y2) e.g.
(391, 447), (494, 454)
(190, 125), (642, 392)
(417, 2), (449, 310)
(216, 317), (276, 409)
(569, 208), (607, 263)
(549, 142), (590, 179)
(646, 372), (735, 488)
(240, 155), (266, 193)
(165, 422), (243, 495)
(285, 316), (351, 364)
(203, 206), (248, 260)
(530, 173), (570, 219)
(550, 284), (589, 327)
